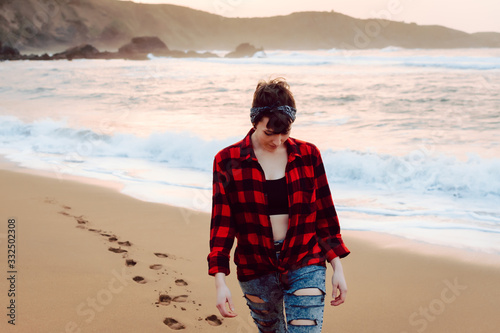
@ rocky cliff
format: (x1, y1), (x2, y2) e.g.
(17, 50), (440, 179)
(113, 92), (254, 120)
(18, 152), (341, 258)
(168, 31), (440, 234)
(1, 0), (499, 53)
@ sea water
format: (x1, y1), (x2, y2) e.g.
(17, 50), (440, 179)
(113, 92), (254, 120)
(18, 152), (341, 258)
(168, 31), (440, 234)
(1, 48), (499, 254)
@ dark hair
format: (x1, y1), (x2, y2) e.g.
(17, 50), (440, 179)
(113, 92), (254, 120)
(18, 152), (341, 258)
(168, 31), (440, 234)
(251, 77), (296, 134)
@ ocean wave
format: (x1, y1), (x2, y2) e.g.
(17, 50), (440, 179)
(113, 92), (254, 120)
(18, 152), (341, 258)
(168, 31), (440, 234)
(322, 148), (500, 199)
(183, 49), (500, 70)
(1, 116), (499, 201)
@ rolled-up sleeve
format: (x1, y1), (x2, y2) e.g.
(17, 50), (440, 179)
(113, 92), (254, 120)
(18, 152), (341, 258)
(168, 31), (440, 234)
(207, 155), (236, 276)
(312, 146), (350, 261)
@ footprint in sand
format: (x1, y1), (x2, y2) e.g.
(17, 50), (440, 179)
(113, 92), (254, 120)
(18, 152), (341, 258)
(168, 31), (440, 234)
(88, 228), (101, 233)
(118, 241), (132, 246)
(205, 315), (222, 326)
(132, 276), (146, 284)
(62, 205), (71, 210)
(175, 279), (188, 286)
(108, 236), (118, 242)
(172, 295), (188, 303)
(154, 252), (169, 258)
(156, 294), (172, 306)
(149, 264), (163, 270)
(58, 211), (71, 216)
(109, 247), (128, 254)
(125, 259), (137, 267)
(75, 216), (88, 224)
(163, 317), (185, 330)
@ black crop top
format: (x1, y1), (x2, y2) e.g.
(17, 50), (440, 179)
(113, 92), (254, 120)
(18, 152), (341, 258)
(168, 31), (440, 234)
(265, 176), (289, 215)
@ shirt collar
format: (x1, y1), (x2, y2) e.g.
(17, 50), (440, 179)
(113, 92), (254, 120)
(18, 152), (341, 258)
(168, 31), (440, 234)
(239, 127), (302, 163)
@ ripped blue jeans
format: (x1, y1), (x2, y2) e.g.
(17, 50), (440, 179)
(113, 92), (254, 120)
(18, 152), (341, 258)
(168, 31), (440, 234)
(239, 242), (326, 332)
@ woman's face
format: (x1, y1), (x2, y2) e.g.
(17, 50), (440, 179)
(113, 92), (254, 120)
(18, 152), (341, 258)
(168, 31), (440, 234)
(253, 116), (291, 152)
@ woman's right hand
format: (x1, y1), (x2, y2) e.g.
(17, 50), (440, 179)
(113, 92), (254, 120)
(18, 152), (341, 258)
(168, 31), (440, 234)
(215, 272), (238, 317)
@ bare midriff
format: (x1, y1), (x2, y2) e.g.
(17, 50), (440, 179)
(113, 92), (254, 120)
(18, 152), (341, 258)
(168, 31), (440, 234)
(270, 214), (289, 241)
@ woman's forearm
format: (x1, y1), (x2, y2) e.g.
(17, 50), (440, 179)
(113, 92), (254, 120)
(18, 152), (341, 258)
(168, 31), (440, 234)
(329, 256), (343, 271)
(215, 272), (227, 288)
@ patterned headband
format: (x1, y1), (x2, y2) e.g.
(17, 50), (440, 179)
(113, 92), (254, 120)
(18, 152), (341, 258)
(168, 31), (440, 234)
(250, 104), (297, 124)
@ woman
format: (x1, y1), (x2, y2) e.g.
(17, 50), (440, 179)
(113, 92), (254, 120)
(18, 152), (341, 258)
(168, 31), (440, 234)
(208, 77), (349, 332)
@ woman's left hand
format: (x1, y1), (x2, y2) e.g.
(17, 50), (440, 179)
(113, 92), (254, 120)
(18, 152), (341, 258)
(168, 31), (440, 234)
(330, 257), (347, 306)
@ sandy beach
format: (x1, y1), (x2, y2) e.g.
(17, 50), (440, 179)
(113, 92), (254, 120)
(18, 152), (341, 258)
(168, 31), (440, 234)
(1, 166), (500, 333)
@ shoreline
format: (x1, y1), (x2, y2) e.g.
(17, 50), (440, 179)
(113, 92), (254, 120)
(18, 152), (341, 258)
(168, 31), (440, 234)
(2, 163), (500, 332)
(2, 156), (499, 267)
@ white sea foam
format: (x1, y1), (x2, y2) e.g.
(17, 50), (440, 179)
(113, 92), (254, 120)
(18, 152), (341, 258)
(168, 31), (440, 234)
(183, 49), (500, 70)
(1, 115), (498, 202)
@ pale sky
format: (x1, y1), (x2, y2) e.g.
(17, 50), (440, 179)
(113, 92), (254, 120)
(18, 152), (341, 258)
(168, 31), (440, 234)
(131, 0), (500, 33)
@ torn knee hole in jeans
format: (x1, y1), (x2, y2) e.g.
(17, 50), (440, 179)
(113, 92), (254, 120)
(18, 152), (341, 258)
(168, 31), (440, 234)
(289, 319), (318, 326)
(244, 293), (266, 303)
(244, 294), (270, 314)
(292, 287), (324, 296)
(287, 288), (322, 326)
(251, 308), (270, 315)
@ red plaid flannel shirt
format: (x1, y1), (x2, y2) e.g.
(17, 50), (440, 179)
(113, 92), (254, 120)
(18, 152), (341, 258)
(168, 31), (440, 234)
(208, 128), (349, 281)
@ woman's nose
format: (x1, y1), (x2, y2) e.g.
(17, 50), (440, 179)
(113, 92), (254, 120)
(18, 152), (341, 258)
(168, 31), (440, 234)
(274, 135), (282, 145)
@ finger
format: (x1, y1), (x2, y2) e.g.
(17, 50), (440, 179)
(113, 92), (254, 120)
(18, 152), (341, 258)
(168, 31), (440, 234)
(226, 309), (238, 318)
(331, 293), (344, 306)
(331, 286), (347, 306)
(331, 297), (344, 306)
(228, 296), (237, 314)
(224, 301), (238, 317)
(217, 300), (238, 318)
(217, 303), (230, 317)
